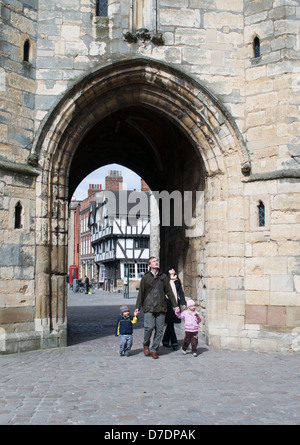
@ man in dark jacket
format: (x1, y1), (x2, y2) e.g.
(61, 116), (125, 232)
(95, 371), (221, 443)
(136, 257), (178, 359)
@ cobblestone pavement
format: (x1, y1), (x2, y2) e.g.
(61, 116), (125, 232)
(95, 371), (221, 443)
(1, 289), (300, 426)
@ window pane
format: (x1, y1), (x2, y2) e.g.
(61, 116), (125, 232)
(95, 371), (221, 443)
(137, 263), (148, 277)
(254, 37), (260, 58)
(125, 263), (136, 278)
(135, 238), (149, 248)
(14, 202), (22, 229)
(258, 201), (265, 227)
(23, 40), (30, 62)
(96, 0), (108, 17)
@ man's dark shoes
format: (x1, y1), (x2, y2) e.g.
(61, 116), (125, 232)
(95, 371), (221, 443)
(144, 346), (150, 356)
(150, 352), (159, 359)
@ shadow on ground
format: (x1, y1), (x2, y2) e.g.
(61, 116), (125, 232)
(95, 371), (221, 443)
(67, 301), (143, 346)
(67, 301), (209, 360)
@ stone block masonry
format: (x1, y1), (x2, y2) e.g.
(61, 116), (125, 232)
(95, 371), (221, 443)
(0, 0), (299, 354)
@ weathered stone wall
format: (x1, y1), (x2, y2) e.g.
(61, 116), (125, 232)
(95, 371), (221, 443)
(241, 1), (300, 351)
(0, 0), (37, 163)
(0, 168), (37, 353)
(0, 0), (299, 353)
(0, 0), (39, 352)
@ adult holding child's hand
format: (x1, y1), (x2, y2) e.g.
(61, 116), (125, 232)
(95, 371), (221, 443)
(136, 257), (178, 359)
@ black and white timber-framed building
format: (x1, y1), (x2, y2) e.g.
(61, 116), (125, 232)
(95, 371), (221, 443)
(89, 189), (150, 291)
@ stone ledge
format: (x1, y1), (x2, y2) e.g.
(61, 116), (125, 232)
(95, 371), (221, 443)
(0, 159), (40, 177)
(243, 169), (300, 182)
(0, 329), (66, 355)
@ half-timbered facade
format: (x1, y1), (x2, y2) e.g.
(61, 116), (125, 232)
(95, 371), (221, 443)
(89, 189), (150, 291)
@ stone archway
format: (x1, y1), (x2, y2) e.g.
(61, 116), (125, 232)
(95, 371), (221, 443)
(30, 58), (249, 348)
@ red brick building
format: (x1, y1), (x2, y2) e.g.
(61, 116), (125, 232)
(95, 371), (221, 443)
(69, 184), (103, 284)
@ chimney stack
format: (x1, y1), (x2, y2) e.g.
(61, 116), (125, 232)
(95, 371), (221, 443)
(88, 184), (102, 196)
(105, 170), (123, 191)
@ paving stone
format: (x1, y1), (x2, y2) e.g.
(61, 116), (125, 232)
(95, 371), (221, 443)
(0, 289), (299, 425)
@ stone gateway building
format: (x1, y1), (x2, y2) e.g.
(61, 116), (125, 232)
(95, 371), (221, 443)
(1, 0), (300, 354)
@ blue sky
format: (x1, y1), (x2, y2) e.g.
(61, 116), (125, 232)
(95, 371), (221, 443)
(72, 164), (142, 201)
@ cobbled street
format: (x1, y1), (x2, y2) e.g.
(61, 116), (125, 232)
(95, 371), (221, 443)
(0, 289), (299, 426)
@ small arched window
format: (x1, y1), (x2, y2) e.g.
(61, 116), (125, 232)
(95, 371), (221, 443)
(96, 0), (108, 16)
(258, 201), (265, 227)
(253, 36), (260, 58)
(14, 201), (23, 229)
(23, 39), (30, 62)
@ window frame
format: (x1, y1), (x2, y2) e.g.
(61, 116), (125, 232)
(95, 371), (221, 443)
(23, 39), (30, 62)
(96, 0), (108, 17)
(258, 201), (265, 227)
(253, 36), (260, 58)
(14, 201), (23, 229)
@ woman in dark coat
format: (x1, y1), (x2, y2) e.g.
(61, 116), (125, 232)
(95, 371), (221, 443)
(162, 267), (186, 350)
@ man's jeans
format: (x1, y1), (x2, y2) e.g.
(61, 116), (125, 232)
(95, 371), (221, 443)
(143, 312), (166, 353)
(119, 334), (133, 355)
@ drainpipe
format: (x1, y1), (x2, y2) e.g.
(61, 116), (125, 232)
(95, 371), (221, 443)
(155, 0), (158, 34)
(130, 0), (134, 33)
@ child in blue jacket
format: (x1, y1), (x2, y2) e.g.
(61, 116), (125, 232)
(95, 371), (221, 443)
(115, 305), (139, 356)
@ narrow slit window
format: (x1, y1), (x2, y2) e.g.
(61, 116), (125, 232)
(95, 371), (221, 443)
(15, 202), (23, 229)
(96, 0), (108, 16)
(253, 36), (260, 58)
(258, 201), (265, 227)
(23, 39), (30, 62)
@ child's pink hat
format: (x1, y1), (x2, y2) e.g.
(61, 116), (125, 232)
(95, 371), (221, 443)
(187, 299), (195, 307)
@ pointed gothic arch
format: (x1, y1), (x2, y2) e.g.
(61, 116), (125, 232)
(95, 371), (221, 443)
(30, 58), (249, 345)
(31, 59), (249, 175)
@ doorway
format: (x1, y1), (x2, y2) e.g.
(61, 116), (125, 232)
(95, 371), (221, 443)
(31, 59), (247, 348)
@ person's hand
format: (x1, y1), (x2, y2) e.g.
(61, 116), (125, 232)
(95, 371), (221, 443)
(175, 307), (180, 313)
(134, 309), (139, 316)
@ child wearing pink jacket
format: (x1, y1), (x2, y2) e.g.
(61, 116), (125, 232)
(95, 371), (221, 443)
(175, 299), (201, 357)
